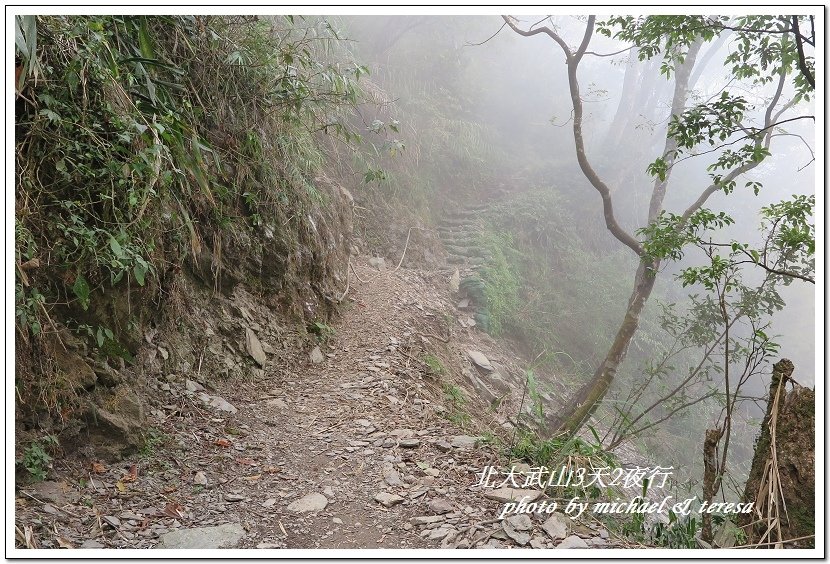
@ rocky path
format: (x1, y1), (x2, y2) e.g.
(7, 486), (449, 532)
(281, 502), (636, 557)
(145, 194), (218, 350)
(15, 260), (626, 551)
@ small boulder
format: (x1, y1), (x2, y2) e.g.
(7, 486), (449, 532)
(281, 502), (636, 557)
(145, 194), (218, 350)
(541, 513), (568, 541)
(155, 524), (245, 549)
(428, 498), (454, 515)
(410, 515), (444, 525)
(185, 379), (205, 392)
(193, 471), (208, 486)
(556, 535), (589, 549)
(374, 492), (404, 508)
(467, 350), (494, 372)
(503, 514), (532, 546)
(483, 488), (543, 504)
(245, 328), (266, 367)
(287, 493), (328, 513)
(382, 463), (404, 487)
(451, 435), (478, 449)
(309, 346), (325, 364)
(449, 269), (461, 293)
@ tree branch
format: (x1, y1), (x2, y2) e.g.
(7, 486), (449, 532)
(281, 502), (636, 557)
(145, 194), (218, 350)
(733, 259), (815, 284)
(667, 116), (815, 170)
(583, 45), (634, 58)
(679, 67), (790, 224)
(791, 16), (816, 89)
(503, 15), (644, 256)
(501, 16), (571, 57)
(466, 22), (507, 47)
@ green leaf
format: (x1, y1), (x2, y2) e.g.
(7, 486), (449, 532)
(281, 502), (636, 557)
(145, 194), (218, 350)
(39, 108), (60, 123)
(72, 274), (91, 310)
(133, 263), (147, 286)
(137, 17), (155, 59)
(587, 424), (601, 445)
(109, 236), (124, 258)
(14, 16), (27, 57)
(22, 15), (37, 62)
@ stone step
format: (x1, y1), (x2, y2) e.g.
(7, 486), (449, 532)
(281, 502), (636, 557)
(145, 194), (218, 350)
(437, 217), (482, 228)
(447, 255), (484, 265)
(445, 207), (487, 220)
(437, 225), (482, 237)
(444, 245), (486, 258)
(440, 236), (478, 248)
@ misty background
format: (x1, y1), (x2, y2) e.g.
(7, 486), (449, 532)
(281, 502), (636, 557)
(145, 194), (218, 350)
(335, 15), (816, 488)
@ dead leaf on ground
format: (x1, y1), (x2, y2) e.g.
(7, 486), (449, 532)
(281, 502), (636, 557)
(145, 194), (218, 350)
(121, 464), (138, 482)
(214, 438), (232, 448)
(115, 481), (127, 493)
(236, 457), (257, 466)
(55, 536), (74, 549)
(244, 474), (261, 482)
(163, 502), (185, 519)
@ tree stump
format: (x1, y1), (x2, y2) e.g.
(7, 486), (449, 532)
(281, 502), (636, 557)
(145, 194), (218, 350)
(739, 359), (815, 548)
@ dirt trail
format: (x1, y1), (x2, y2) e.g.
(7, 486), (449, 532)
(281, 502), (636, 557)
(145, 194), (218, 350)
(15, 260), (620, 550)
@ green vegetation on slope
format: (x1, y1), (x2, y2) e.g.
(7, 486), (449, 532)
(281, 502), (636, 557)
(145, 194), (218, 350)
(14, 15), (368, 414)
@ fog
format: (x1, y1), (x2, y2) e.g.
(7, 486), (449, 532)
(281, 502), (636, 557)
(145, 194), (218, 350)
(338, 15), (816, 471)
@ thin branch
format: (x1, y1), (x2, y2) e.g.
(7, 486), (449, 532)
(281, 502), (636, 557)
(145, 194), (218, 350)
(679, 68), (789, 224)
(764, 67), (787, 129)
(465, 22), (507, 47)
(689, 30), (731, 89)
(611, 316), (736, 444)
(667, 116), (815, 169)
(647, 39), (703, 222)
(770, 132), (816, 161)
(502, 16), (572, 58)
(529, 16), (554, 31)
(808, 15), (815, 46)
(797, 156), (816, 172)
(583, 46), (634, 58)
(573, 17), (594, 61)
(611, 390), (719, 447)
(733, 259), (814, 284)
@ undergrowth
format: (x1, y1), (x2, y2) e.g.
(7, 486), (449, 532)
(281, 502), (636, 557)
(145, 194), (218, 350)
(14, 15), (372, 414)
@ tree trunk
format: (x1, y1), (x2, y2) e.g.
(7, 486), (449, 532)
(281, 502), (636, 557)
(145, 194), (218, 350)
(546, 260), (657, 436)
(545, 42), (702, 439)
(701, 427), (725, 543)
(603, 50), (642, 151)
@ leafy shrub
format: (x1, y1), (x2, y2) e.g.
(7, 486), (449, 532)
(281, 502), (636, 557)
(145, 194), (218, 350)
(19, 436), (59, 481)
(475, 231), (521, 336)
(15, 15), (367, 343)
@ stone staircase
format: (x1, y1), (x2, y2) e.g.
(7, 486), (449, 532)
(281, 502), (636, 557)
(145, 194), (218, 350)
(437, 203), (489, 270)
